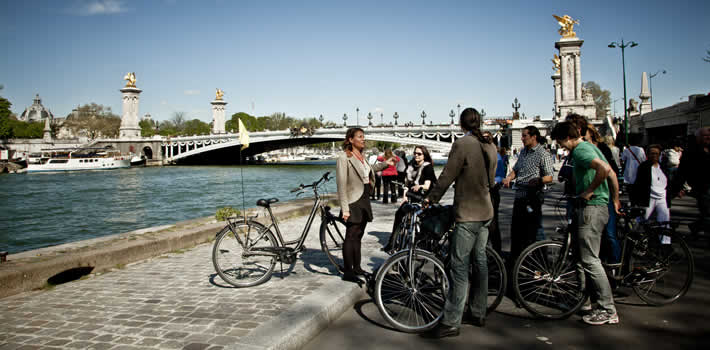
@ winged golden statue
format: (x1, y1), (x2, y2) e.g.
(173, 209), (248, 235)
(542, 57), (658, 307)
(215, 88), (224, 100)
(123, 72), (137, 88)
(553, 14), (579, 39)
(551, 54), (561, 73)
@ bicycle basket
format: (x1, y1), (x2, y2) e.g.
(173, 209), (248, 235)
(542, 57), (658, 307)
(419, 205), (454, 239)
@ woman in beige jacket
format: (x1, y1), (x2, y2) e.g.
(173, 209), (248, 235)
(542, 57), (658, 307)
(336, 127), (394, 282)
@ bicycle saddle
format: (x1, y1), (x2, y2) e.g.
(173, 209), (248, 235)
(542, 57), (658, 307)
(256, 198), (279, 207)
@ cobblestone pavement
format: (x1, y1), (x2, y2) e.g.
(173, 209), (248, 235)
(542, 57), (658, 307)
(0, 193), (420, 350)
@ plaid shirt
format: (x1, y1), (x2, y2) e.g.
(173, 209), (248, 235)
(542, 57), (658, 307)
(512, 143), (554, 198)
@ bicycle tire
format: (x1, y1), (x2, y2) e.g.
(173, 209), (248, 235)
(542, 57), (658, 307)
(212, 221), (277, 287)
(374, 249), (449, 333)
(320, 217), (347, 274)
(472, 246), (506, 315)
(513, 240), (586, 319)
(630, 234), (694, 306)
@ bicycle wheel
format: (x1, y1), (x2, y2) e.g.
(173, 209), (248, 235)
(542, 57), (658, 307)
(630, 234), (694, 306)
(212, 221), (277, 287)
(513, 240), (586, 319)
(320, 218), (346, 274)
(374, 250), (449, 333)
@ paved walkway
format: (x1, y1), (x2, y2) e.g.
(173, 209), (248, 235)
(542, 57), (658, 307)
(1, 189), (443, 350)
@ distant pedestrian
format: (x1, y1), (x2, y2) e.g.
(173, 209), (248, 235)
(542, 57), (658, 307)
(605, 136), (621, 171)
(336, 128), (394, 282)
(634, 144), (670, 224)
(677, 127), (710, 235)
(395, 150), (408, 198)
(488, 135), (508, 255)
(377, 149), (400, 204)
(621, 134), (646, 202)
(368, 153), (381, 200)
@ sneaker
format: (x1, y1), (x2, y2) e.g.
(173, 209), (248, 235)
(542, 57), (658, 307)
(580, 300), (593, 312)
(582, 309), (619, 325)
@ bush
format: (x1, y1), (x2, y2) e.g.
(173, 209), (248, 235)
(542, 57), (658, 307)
(215, 206), (241, 221)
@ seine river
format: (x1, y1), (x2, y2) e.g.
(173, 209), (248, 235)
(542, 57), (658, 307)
(1, 164), (345, 254)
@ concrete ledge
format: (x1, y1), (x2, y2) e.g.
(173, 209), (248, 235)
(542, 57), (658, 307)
(0, 195), (337, 299)
(229, 275), (367, 350)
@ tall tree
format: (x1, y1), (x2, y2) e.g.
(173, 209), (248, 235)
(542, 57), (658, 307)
(63, 103), (121, 139)
(583, 81), (611, 120)
(139, 119), (156, 137)
(171, 112), (186, 132)
(0, 94), (14, 139)
(182, 119), (211, 135)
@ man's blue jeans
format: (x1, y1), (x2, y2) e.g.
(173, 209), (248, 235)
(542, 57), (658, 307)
(603, 200), (621, 264)
(442, 220), (490, 327)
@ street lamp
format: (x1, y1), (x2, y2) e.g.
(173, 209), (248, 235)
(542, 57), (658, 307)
(421, 111), (427, 125)
(393, 112), (399, 126)
(457, 104), (461, 116)
(649, 69), (666, 110)
(481, 108), (486, 118)
(380, 113), (383, 125)
(343, 113), (348, 127)
(608, 39), (638, 145)
(449, 109), (455, 125)
(319, 114), (324, 123)
(367, 112), (373, 126)
(356, 107), (359, 126)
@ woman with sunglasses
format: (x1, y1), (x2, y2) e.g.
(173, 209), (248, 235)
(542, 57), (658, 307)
(382, 145), (437, 252)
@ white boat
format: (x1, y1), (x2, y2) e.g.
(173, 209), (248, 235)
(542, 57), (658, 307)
(130, 154), (146, 166)
(27, 148), (131, 173)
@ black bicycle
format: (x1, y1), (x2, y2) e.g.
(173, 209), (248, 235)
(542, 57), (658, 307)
(512, 197), (694, 319)
(373, 191), (507, 332)
(212, 172), (349, 287)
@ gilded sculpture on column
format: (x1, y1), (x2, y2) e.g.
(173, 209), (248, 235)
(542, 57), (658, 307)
(553, 14), (579, 39)
(551, 54), (561, 73)
(123, 72), (137, 88)
(215, 88), (224, 100)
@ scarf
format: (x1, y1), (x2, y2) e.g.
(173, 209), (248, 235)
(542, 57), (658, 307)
(406, 161), (430, 186)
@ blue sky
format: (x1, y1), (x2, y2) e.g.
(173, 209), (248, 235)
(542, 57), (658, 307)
(1, 0), (709, 125)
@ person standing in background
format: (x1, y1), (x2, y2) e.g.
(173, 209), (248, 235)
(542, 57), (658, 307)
(395, 150), (408, 199)
(377, 149), (400, 204)
(621, 134), (646, 203)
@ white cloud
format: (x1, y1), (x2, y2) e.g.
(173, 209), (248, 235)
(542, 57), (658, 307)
(184, 90), (201, 96)
(74, 0), (129, 16)
(160, 100), (168, 105)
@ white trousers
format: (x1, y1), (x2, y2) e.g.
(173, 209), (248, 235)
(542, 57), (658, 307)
(644, 197), (670, 223)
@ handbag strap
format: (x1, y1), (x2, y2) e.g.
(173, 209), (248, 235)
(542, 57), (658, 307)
(626, 145), (642, 165)
(478, 140), (492, 191)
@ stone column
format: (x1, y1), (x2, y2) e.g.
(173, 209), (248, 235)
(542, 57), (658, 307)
(555, 38), (583, 103)
(551, 73), (561, 119)
(211, 100), (227, 134)
(119, 87), (142, 139)
(43, 117), (52, 142)
(575, 53), (582, 100)
(639, 72), (652, 115)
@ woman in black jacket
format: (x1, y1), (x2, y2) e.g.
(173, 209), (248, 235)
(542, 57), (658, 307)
(633, 144), (670, 223)
(382, 145), (437, 252)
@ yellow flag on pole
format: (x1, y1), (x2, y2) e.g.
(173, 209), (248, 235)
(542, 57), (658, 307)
(238, 118), (250, 150)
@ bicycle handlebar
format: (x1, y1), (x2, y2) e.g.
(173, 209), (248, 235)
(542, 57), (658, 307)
(290, 172), (331, 193)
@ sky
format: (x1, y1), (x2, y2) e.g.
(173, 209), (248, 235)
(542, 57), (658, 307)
(1, 0), (709, 126)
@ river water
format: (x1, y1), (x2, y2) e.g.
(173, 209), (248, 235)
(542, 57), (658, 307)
(1, 165), (345, 254)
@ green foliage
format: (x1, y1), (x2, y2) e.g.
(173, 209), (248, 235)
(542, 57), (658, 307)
(583, 81), (611, 120)
(63, 103), (121, 139)
(11, 120), (44, 138)
(216, 206), (241, 221)
(139, 119), (156, 137)
(0, 95), (14, 139)
(182, 119), (211, 136)
(226, 112), (325, 133)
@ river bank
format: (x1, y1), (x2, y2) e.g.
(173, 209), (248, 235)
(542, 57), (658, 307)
(0, 193), (337, 299)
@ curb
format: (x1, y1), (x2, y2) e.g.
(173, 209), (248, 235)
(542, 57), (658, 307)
(229, 279), (367, 350)
(0, 195), (337, 299)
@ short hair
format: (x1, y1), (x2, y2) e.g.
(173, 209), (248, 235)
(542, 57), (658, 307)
(647, 144), (663, 153)
(551, 121), (581, 141)
(565, 113), (588, 137)
(523, 125), (543, 143)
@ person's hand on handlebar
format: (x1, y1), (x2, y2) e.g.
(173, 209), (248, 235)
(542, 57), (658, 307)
(342, 213), (350, 222)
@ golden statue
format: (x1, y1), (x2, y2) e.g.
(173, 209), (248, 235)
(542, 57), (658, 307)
(551, 54), (561, 73)
(123, 72), (137, 88)
(215, 88), (224, 100)
(553, 14), (579, 39)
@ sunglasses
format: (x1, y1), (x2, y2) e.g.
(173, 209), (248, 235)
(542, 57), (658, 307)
(414, 152), (424, 156)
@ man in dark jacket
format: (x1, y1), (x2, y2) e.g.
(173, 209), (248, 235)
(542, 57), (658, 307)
(423, 108), (497, 338)
(678, 127), (710, 235)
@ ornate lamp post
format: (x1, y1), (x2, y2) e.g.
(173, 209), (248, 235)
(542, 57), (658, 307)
(609, 39), (639, 145)
(367, 112), (373, 126)
(512, 98), (521, 119)
(356, 107), (360, 126)
(449, 109), (455, 125)
(393, 112), (399, 126)
(319, 114), (324, 123)
(380, 113), (384, 125)
(343, 113), (348, 127)
(421, 111), (427, 125)
(649, 69), (666, 110)
(481, 108), (486, 118)
(457, 104), (461, 116)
